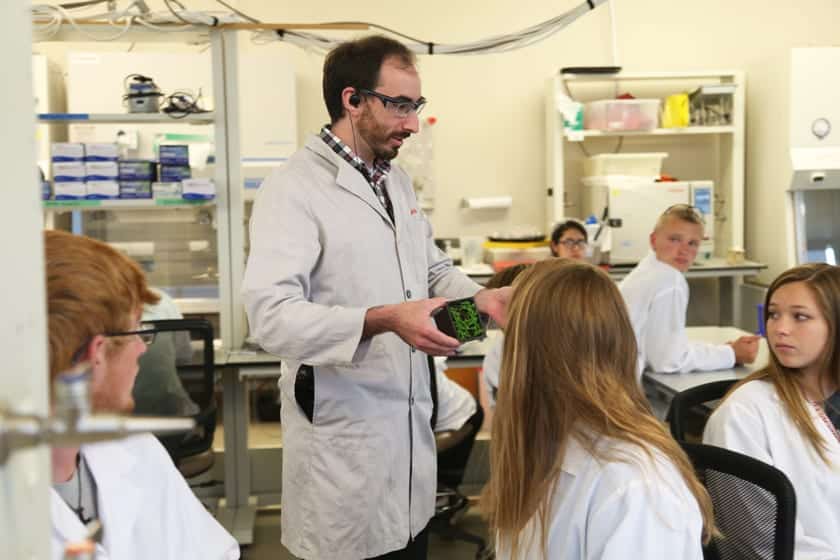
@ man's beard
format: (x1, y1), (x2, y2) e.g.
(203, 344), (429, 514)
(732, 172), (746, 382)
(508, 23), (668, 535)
(357, 108), (409, 161)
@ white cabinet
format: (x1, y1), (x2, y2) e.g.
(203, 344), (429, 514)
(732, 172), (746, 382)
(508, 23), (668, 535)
(545, 70), (746, 258)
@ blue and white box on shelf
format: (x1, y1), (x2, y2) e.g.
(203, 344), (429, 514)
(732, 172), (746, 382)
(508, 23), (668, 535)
(50, 143), (84, 162)
(118, 160), (156, 181)
(84, 161), (119, 181)
(52, 162), (86, 199)
(159, 165), (191, 183)
(84, 143), (119, 162)
(181, 178), (215, 200)
(158, 144), (190, 166)
(85, 180), (120, 199)
(152, 181), (181, 199)
(119, 180), (153, 199)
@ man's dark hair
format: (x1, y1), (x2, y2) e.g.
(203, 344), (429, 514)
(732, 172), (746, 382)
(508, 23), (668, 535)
(322, 35), (416, 123)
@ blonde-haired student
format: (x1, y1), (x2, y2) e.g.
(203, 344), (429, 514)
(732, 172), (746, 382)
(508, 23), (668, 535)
(484, 259), (713, 559)
(704, 263), (840, 557)
(620, 204), (759, 376)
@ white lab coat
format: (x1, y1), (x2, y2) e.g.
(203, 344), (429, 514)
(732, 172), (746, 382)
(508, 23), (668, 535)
(619, 252), (734, 377)
(50, 434), (239, 560)
(481, 333), (504, 407)
(704, 379), (840, 558)
(432, 356), (478, 432)
(496, 434), (704, 559)
(242, 136), (482, 559)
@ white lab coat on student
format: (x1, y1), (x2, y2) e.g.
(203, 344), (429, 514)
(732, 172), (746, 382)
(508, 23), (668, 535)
(242, 136), (482, 559)
(481, 333), (504, 407)
(704, 379), (840, 558)
(496, 434), (704, 559)
(50, 434), (239, 560)
(619, 252), (734, 377)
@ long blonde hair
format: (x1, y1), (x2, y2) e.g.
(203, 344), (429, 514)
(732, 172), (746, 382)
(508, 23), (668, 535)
(728, 263), (840, 464)
(482, 259), (714, 557)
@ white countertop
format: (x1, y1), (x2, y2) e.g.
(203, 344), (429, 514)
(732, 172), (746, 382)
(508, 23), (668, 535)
(643, 326), (769, 394)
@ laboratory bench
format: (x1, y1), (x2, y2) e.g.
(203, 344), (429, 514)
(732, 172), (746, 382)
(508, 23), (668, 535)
(642, 325), (769, 419)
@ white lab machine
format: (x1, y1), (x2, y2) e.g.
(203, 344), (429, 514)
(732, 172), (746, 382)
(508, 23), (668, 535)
(583, 177), (715, 264)
(789, 47), (840, 265)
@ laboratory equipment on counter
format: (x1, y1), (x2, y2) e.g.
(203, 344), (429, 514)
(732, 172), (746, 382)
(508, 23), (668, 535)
(583, 177), (715, 264)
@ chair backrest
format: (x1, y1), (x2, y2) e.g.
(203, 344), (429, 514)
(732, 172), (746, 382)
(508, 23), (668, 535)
(680, 442), (796, 560)
(135, 318), (217, 475)
(428, 355), (484, 489)
(668, 379), (737, 441)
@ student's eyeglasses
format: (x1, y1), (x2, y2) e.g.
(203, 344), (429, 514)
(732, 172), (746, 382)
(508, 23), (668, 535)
(558, 239), (588, 249)
(70, 322), (157, 364)
(359, 89), (427, 117)
(104, 323), (157, 346)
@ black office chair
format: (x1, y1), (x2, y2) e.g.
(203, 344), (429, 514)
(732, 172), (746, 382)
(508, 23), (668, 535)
(428, 356), (492, 560)
(667, 380), (737, 441)
(134, 318), (218, 478)
(680, 442), (797, 560)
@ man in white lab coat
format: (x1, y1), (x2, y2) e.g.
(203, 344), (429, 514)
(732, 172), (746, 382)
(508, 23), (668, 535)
(619, 204), (759, 375)
(242, 36), (509, 560)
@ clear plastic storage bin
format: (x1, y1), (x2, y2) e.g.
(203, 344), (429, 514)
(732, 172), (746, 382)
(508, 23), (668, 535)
(584, 99), (660, 131)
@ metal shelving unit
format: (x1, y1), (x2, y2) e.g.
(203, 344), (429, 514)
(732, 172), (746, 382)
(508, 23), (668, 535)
(37, 27), (241, 351)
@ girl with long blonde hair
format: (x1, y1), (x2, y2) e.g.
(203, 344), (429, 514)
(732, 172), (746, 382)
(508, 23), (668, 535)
(483, 259), (714, 559)
(704, 263), (840, 555)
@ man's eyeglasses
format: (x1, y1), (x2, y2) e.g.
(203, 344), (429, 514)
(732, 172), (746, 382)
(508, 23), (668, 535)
(558, 239), (588, 249)
(104, 323), (157, 346)
(359, 89), (426, 117)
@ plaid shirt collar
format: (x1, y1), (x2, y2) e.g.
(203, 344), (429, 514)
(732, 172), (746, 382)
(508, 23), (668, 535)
(319, 125), (390, 188)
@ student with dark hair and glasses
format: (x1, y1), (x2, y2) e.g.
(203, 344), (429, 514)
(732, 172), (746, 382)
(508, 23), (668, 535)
(549, 219), (588, 259)
(619, 204), (759, 377)
(45, 230), (238, 560)
(243, 35), (510, 559)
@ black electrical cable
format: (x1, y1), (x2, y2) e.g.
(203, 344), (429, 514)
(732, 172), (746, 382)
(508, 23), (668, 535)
(161, 90), (210, 119)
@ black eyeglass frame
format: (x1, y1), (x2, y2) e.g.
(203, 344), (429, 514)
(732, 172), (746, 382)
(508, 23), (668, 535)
(358, 88), (427, 116)
(557, 239), (589, 249)
(104, 323), (158, 346)
(70, 323), (157, 365)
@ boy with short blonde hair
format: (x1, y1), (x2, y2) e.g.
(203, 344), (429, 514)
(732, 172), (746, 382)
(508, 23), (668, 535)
(620, 205), (759, 376)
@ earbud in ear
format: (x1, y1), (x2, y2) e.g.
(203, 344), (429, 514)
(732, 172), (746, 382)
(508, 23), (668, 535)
(349, 91), (361, 107)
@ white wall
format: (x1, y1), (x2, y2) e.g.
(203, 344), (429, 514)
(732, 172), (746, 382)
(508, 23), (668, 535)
(37, 0), (840, 283)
